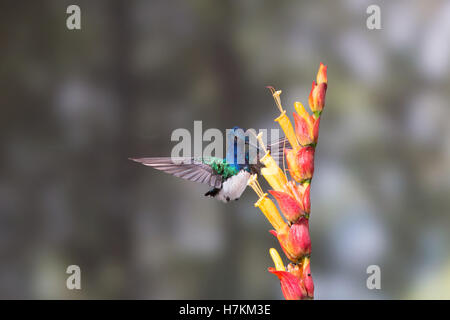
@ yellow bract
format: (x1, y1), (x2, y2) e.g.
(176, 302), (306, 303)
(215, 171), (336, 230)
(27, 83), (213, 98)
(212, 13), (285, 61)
(247, 174), (287, 232)
(268, 87), (300, 150)
(275, 111), (299, 151)
(269, 248), (286, 272)
(255, 132), (288, 193)
(255, 194), (287, 232)
(285, 148), (302, 183)
(260, 151), (287, 192)
(294, 102), (314, 131)
(261, 167), (286, 193)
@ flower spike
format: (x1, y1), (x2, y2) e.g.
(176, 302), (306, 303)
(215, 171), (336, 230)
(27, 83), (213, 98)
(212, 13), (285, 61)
(251, 63), (327, 300)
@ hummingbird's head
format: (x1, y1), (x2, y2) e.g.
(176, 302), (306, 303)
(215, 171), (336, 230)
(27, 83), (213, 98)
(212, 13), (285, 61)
(226, 126), (250, 170)
(230, 126), (248, 143)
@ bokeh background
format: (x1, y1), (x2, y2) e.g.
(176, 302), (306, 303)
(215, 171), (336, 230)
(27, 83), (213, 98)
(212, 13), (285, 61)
(1, 0), (450, 299)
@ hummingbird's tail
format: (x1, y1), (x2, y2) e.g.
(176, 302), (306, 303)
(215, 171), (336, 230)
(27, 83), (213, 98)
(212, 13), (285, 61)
(204, 188), (220, 197)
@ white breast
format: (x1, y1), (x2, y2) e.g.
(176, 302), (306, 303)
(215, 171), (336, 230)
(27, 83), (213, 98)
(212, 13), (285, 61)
(216, 170), (251, 203)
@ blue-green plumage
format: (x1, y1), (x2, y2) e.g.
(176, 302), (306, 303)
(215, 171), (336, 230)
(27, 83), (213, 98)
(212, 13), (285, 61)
(203, 157), (239, 180)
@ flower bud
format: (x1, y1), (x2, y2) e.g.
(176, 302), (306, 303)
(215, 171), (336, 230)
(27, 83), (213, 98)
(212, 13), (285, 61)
(286, 146), (315, 182)
(296, 146), (315, 180)
(309, 81), (327, 113)
(285, 148), (301, 182)
(316, 62), (327, 85)
(308, 63), (328, 113)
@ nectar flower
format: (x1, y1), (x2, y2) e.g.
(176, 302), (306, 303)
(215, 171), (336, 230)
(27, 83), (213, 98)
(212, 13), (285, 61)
(269, 190), (304, 223)
(270, 218), (311, 263)
(260, 154), (288, 193)
(256, 133), (288, 193)
(248, 175), (287, 233)
(286, 181), (311, 215)
(268, 248), (307, 300)
(285, 146), (315, 183)
(293, 102), (321, 146)
(267, 87), (300, 150)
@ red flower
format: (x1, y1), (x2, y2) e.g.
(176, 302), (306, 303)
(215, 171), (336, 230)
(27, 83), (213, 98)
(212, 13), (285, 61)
(270, 218), (311, 263)
(293, 109), (320, 146)
(285, 146), (315, 183)
(268, 267), (307, 300)
(286, 181), (311, 214)
(269, 190), (304, 223)
(268, 258), (313, 300)
(297, 146), (315, 180)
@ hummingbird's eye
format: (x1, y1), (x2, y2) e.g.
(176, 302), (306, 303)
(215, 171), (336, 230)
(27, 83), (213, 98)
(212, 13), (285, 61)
(307, 273), (311, 277)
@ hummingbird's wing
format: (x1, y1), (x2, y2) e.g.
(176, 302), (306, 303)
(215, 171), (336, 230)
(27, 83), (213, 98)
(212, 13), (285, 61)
(129, 157), (223, 189)
(243, 136), (291, 174)
(267, 136), (291, 166)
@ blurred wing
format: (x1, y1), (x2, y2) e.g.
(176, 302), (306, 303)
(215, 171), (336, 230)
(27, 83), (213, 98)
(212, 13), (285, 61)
(268, 136), (291, 166)
(245, 136), (291, 173)
(129, 157), (222, 188)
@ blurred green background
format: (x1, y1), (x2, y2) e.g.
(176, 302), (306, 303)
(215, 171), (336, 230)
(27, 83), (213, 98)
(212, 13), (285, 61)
(1, 0), (450, 299)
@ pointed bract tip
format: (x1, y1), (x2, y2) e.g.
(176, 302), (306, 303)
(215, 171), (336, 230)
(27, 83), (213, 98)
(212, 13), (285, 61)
(269, 229), (278, 237)
(317, 63), (328, 85)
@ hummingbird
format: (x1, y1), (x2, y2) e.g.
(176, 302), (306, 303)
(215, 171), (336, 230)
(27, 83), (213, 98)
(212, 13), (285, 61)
(129, 127), (290, 203)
